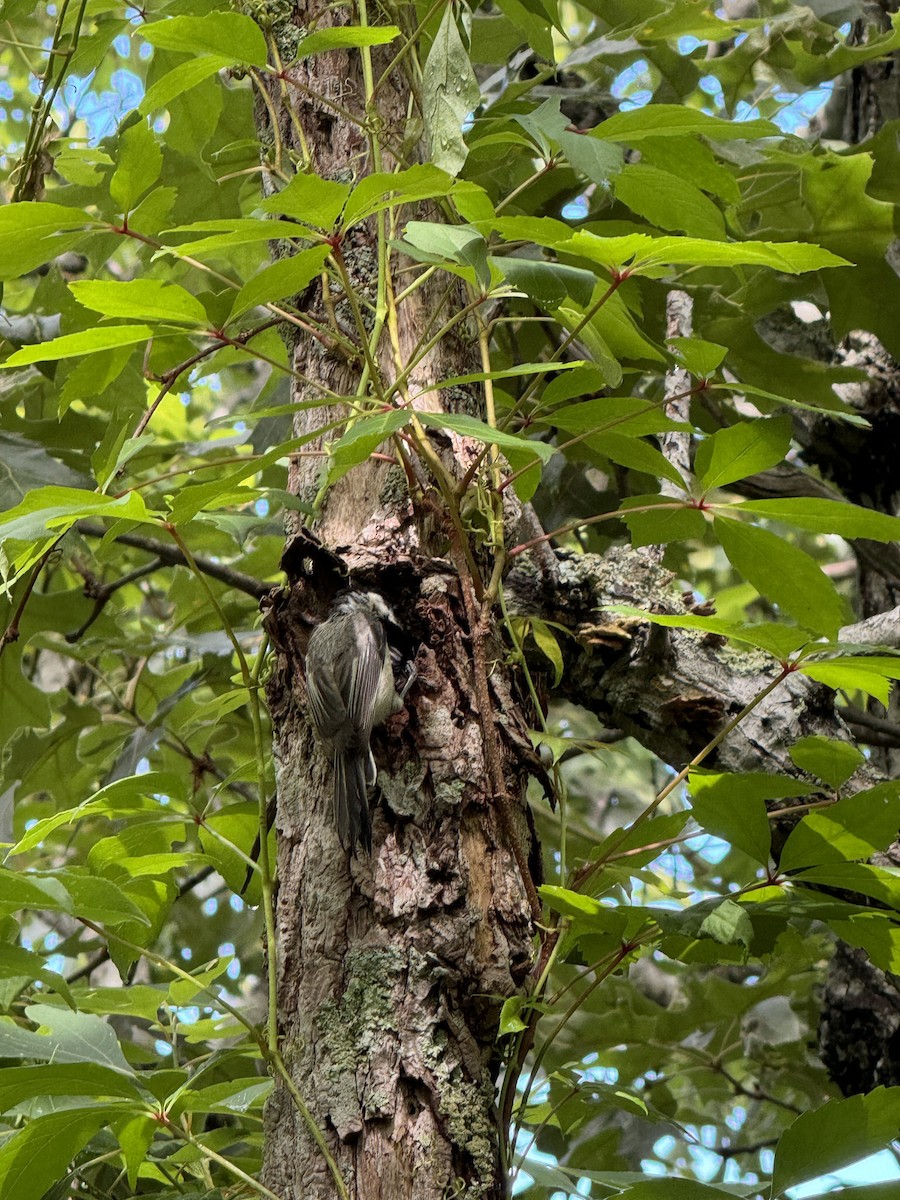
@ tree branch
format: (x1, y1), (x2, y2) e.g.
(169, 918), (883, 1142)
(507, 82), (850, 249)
(75, 521), (271, 599)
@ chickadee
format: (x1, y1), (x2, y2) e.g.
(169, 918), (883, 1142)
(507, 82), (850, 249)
(305, 591), (415, 851)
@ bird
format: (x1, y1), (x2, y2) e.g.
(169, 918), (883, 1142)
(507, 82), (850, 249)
(305, 590), (415, 850)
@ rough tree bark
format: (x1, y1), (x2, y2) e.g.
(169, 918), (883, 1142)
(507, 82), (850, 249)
(253, 9), (538, 1199)
(252, 5), (900, 1198)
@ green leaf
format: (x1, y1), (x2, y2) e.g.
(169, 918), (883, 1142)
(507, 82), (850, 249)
(798, 657), (900, 706)
(0, 1064), (146, 1112)
(833, 915), (900, 974)
(110, 119), (162, 213)
(115, 1114), (158, 1190)
(0, 487), (151, 549)
(698, 899), (753, 948)
(403, 221), (490, 290)
(70, 279), (208, 326)
(327, 410), (411, 486)
(620, 496), (705, 547)
(688, 772), (782, 864)
(539, 886), (629, 932)
(0, 1108), (128, 1200)
(52, 869), (152, 926)
(417, 412), (555, 463)
(0, 202), (96, 279)
(140, 56), (231, 114)
(0, 1003), (136, 1074)
(1, 326), (155, 367)
(732, 497), (900, 542)
(667, 337), (727, 378)
(173, 1077), (271, 1115)
(342, 165), (455, 229)
(714, 515), (850, 637)
(772, 1088), (900, 1195)
(541, 396), (686, 438)
(780, 782), (900, 872)
(601, 434), (687, 489)
(140, 12), (268, 66)
(0, 945), (74, 1007)
(614, 163), (726, 240)
(600, 606), (812, 659)
(297, 25), (400, 57)
(228, 245), (330, 321)
(0, 870), (72, 913)
(613, 1182), (751, 1198)
(789, 735), (865, 790)
(499, 257), (596, 308)
(260, 173), (350, 229)
(422, 6), (481, 177)
(529, 619), (564, 685)
(498, 995), (528, 1035)
(0, 432), (89, 507)
(164, 218), (315, 259)
(561, 230), (850, 275)
(594, 104), (779, 142)
(8, 772), (183, 855)
(695, 415), (792, 492)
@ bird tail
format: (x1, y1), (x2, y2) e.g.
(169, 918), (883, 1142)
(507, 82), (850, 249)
(333, 751), (373, 852)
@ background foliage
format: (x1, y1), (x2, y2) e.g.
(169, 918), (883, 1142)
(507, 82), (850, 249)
(1, 0), (900, 1197)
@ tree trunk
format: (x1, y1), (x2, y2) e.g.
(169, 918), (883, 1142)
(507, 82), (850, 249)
(253, 12), (536, 1198)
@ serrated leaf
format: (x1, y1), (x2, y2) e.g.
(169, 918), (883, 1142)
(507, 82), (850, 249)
(688, 773), (782, 864)
(110, 119), (162, 213)
(696, 415), (792, 491)
(614, 162), (726, 240)
(789, 735), (865, 790)
(0, 870), (72, 913)
(0, 203), (96, 280)
(0, 1107), (129, 1200)
(668, 337), (727, 378)
(601, 434), (686, 488)
(140, 56), (231, 114)
(327, 410), (411, 486)
(422, 6), (480, 177)
(0, 1064), (146, 1112)
(342, 165), (455, 229)
(714, 515), (850, 637)
(1, 326), (155, 367)
(772, 1088), (900, 1195)
(51, 870), (152, 926)
(163, 218), (314, 260)
(0, 433), (89, 508)
(229, 245), (330, 321)
(261, 173), (350, 229)
(8, 772), (183, 855)
(698, 898), (753, 948)
(140, 12), (268, 66)
(417, 411), (554, 462)
(780, 782), (900, 872)
(595, 104), (779, 142)
(562, 230), (850, 275)
(798, 657), (900, 706)
(21, 1003), (135, 1074)
(621, 496), (705, 547)
(70, 279), (208, 326)
(298, 25), (400, 57)
(403, 221), (490, 289)
(0, 487), (150, 549)
(499, 257), (596, 308)
(733, 497), (900, 542)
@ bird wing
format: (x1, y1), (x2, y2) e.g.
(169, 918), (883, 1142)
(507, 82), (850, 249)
(340, 608), (385, 742)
